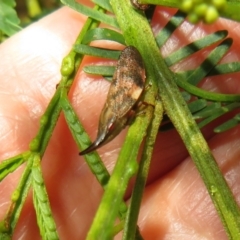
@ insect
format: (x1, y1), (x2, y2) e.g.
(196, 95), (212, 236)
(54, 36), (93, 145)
(80, 46), (146, 155)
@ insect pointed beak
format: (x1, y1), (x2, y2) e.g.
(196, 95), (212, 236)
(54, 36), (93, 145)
(79, 139), (103, 156)
(79, 129), (108, 155)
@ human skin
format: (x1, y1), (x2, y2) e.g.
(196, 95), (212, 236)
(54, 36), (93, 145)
(0, 3), (240, 240)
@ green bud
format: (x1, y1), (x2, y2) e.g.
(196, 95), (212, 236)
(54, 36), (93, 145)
(188, 12), (200, 23)
(181, 0), (193, 12)
(194, 3), (208, 17)
(204, 5), (219, 23)
(212, 0), (226, 10)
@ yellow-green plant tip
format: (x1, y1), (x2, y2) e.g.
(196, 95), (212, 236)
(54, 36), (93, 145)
(11, 189), (20, 202)
(27, 0), (42, 18)
(204, 6), (219, 23)
(180, 0), (193, 12)
(212, 0), (227, 10)
(194, 3), (208, 17)
(188, 12), (200, 24)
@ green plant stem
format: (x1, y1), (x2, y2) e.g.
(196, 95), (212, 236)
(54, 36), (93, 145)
(32, 154), (59, 240)
(110, 0), (240, 239)
(0, 152), (29, 181)
(86, 105), (154, 240)
(29, 5), (103, 157)
(2, 154), (34, 233)
(123, 99), (163, 240)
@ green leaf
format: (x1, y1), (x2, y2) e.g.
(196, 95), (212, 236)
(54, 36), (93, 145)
(181, 91), (191, 101)
(82, 28), (125, 45)
(74, 44), (121, 59)
(175, 73), (240, 102)
(198, 102), (240, 128)
(188, 99), (207, 114)
(0, 0), (21, 36)
(165, 30), (228, 67)
(215, 113), (240, 133)
(187, 38), (232, 85)
(0, 152), (28, 181)
(156, 10), (186, 47)
(32, 154), (59, 240)
(208, 62), (240, 76)
(3, 155), (34, 234)
(83, 65), (115, 76)
(92, 0), (113, 12)
(61, 0), (119, 28)
(61, 94), (110, 188)
(194, 102), (222, 119)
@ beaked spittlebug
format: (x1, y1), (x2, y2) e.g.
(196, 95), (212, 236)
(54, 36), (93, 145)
(80, 46), (145, 155)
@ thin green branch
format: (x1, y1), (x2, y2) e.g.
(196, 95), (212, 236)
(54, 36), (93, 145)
(123, 99), (163, 240)
(0, 152), (29, 181)
(60, 92), (110, 188)
(32, 154), (59, 240)
(86, 105), (154, 239)
(29, 5), (104, 157)
(215, 113), (240, 132)
(2, 154), (34, 234)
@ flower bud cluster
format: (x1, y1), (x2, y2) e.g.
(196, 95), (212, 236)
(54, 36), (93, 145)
(180, 0), (226, 23)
